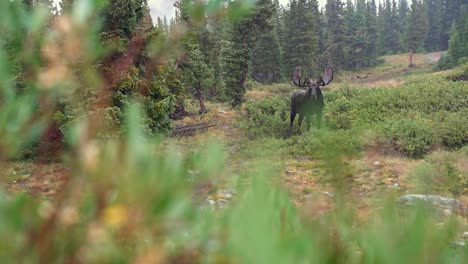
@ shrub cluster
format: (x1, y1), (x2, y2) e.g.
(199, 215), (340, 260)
(240, 95), (290, 139)
(241, 74), (468, 158)
(409, 149), (468, 196)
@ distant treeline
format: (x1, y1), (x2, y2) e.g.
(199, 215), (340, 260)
(157, 0), (466, 80)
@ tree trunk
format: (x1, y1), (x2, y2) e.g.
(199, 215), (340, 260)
(409, 49), (414, 67)
(196, 89), (207, 114)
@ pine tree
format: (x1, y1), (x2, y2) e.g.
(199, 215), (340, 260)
(283, 0), (320, 77)
(221, 0), (274, 106)
(181, 43), (213, 114)
(250, 0), (283, 83)
(441, 0), (463, 50)
(424, 0), (442, 51)
(135, 0), (153, 33)
(324, 0), (346, 68)
(251, 26), (283, 83)
(398, 0), (410, 51)
(343, 0), (358, 68)
(365, 0), (379, 63)
(407, 0), (429, 66)
(377, 2), (385, 54)
(380, 0), (400, 54)
(102, 0), (140, 38)
(390, 0), (402, 52)
(447, 5), (468, 64)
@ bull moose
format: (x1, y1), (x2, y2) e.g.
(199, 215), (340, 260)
(287, 66), (334, 136)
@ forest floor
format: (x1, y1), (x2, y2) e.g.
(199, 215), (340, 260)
(2, 51), (466, 220)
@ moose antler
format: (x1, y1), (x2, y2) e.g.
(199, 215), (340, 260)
(292, 67), (308, 87)
(320, 66), (333, 86)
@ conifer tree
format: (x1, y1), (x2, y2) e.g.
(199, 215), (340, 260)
(250, 0), (283, 83)
(343, 0), (359, 68)
(365, 0), (379, 63)
(324, 0), (346, 68)
(283, 0), (320, 77)
(447, 5), (467, 63)
(380, 0), (400, 54)
(424, 0), (442, 51)
(221, 0), (274, 106)
(377, 2), (385, 55)
(251, 27), (283, 82)
(181, 43), (213, 114)
(407, 0), (429, 66)
(102, 0), (140, 38)
(441, 0), (463, 50)
(398, 0), (410, 51)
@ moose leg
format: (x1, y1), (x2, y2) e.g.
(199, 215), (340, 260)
(306, 116), (311, 131)
(287, 110), (296, 137)
(316, 110), (323, 129)
(298, 115), (304, 127)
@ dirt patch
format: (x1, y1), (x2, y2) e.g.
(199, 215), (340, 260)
(425, 51), (443, 63)
(3, 162), (69, 198)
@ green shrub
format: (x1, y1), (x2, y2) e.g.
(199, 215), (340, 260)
(433, 110), (468, 149)
(435, 53), (456, 70)
(240, 95), (289, 139)
(247, 82), (294, 94)
(286, 128), (363, 159)
(410, 151), (468, 196)
(381, 118), (434, 158)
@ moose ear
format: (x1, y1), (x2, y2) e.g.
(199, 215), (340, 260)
(321, 66), (334, 85)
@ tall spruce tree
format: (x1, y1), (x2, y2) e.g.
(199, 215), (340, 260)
(251, 0), (283, 83)
(365, 0), (379, 64)
(380, 0), (400, 54)
(447, 5), (468, 63)
(377, 2), (385, 55)
(407, 0), (429, 66)
(441, 0), (463, 50)
(181, 43), (213, 114)
(102, 0), (140, 38)
(284, 0), (320, 76)
(324, 0), (346, 68)
(424, 0), (442, 51)
(398, 0), (410, 51)
(221, 0), (274, 106)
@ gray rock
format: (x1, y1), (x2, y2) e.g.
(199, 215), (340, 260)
(216, 199), (230, 209)
(187, 170), (199, 182)
(397, 194), (462, 216)
(451, 241), (466, 247)
(14, 169), (32, 178)
(323, 191), (335, 199)
(463, 232), (468, 239)
(217, 188), (235, 200)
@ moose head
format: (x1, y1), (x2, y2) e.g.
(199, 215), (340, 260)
(288, 66), (334, 136)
